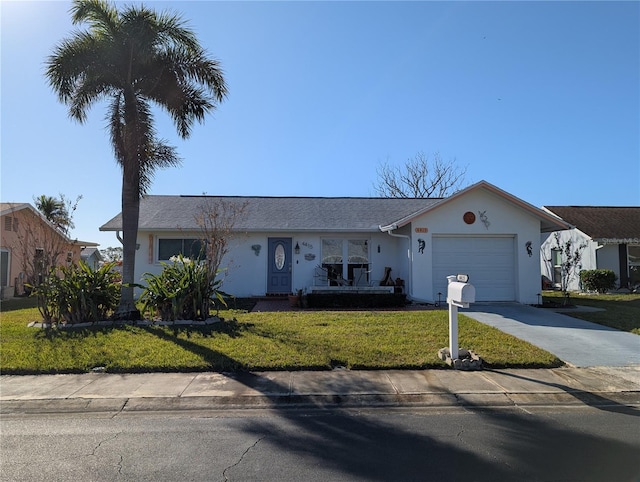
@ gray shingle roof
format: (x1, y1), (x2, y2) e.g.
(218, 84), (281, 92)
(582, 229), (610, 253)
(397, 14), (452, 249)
(544, 206), (640, 240)
(100, 195), (443, 233)
(81, 247), (103, 260)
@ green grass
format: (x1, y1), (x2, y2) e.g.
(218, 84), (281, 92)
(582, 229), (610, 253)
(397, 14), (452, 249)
(0, 297), (562, 374)
(543, 291), (640, 335)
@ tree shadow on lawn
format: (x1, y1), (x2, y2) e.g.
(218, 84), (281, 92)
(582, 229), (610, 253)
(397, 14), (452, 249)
(142, 326), (640, 481)
(140, 320), (248, 371)
(0, 296), (38, 312)
(34, 318), (248, 341)
(27, 320), (251, 373)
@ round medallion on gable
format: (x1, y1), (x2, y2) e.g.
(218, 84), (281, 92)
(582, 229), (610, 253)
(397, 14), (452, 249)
(463, 211), (476, 224)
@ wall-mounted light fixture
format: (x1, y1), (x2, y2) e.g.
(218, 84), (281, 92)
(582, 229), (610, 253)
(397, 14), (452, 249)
(377, 245), (381, 253)
(294, 242), (300, 254)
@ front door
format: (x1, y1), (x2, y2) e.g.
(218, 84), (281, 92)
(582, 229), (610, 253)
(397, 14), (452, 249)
(267, 238), (292, 294)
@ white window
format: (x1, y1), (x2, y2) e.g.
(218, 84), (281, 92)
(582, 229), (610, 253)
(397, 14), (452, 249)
(551, 248), (562, 286)
(321, 238), (369, 286)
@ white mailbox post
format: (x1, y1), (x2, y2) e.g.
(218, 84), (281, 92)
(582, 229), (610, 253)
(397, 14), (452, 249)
(446, 274), (476, 360)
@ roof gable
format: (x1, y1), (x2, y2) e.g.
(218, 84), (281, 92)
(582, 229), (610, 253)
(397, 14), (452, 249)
(2, 202), (99, 246)
(1, 202), (68, 240)
(544, 206), (640, 241)
(0, 202), (32, 217)
(380, 180), (572, 233)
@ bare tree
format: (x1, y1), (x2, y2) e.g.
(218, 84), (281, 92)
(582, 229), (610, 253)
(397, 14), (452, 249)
(552, 232), (588, 305)
(9, 202), (80, 291)
(373, 151), (468, 198)
(193, 198), (249, 283)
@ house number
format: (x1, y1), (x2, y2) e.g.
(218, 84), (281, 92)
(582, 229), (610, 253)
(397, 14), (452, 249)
(415, 227), (428, 233)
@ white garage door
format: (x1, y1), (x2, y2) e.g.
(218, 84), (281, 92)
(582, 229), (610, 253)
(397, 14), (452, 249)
(432, 236), (516, 302)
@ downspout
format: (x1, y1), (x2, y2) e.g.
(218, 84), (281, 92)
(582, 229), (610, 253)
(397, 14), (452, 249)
(116, 230), (139, 250)
(379, 224), (412, 299)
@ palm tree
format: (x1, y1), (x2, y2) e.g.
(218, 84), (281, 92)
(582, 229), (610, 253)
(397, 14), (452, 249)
(34, 195), (66, 228)
(46, 0), (227, 319)
(34, 194), (77, 234)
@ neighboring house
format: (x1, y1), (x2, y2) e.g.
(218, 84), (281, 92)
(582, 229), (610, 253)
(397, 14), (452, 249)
(81, 247), (104, 270)
(541, 206), (640, 292)
(0, 202), (98, 299)
(100, 181), (570, 305)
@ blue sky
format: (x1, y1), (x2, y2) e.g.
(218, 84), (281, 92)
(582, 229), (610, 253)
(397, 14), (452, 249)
(2, 1), (639, 248)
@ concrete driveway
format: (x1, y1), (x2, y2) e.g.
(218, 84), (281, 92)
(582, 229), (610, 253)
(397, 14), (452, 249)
(464, 304), (640, 368)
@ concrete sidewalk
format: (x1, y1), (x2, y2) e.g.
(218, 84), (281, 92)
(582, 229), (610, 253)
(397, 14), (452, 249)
(2, 367), (639, 414)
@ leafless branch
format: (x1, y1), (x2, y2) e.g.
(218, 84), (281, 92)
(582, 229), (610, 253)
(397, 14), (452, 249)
(373, 151), (468, 198)
(193, 198), (249, 282)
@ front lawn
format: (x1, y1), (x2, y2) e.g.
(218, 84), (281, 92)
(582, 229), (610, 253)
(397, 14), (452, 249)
(0, 299), (562, 374)
(542, 291), (640, 335)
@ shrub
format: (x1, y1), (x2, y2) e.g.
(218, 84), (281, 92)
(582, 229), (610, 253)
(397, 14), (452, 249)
(30, 261), (121, 324)
(306, 293), (406, 308)
(139, 255), (226, 321)
(580, 269), (617, 293)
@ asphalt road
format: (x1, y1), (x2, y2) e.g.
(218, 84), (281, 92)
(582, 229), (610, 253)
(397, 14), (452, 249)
(2, 405), (639, 481)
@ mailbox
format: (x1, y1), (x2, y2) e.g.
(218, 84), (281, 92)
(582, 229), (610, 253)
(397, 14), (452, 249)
(444, 274), (477, 365)
(446, 278), (475, 308)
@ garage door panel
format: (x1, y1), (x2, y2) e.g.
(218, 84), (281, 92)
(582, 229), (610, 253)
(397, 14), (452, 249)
(432, 237), (515, 302)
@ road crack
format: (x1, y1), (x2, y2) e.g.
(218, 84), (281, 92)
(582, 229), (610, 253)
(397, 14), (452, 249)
(222, 436), (265, 481)
(90, 432), (120, 456)
(88, 432), (125, 475)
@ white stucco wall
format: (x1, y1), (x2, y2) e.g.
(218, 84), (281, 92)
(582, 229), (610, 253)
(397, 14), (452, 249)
(539, 229), (597, 292)
(407, 188), (545, 304)
(596, 244), (621, 283)
(133, 230), (405, 298)
(130, 187), (557, 304)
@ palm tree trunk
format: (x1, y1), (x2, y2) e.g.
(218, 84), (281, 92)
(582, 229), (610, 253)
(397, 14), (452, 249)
(114, 147), (142, 321)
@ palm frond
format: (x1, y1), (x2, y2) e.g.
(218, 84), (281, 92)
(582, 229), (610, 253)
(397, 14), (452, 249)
(47, 0), (225, 193)
(107, 94), (126, 166)
(71, 0), (119, 36)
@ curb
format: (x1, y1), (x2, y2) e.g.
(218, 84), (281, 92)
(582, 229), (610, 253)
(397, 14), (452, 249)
(2, 391), (639, 415)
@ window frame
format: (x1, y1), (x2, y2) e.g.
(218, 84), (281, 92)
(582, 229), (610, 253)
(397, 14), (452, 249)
(551, 248), (562, 287)
(321, 237), (370, 286)
(156, 237), (206, 262)
(0, 248), (9, 287)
